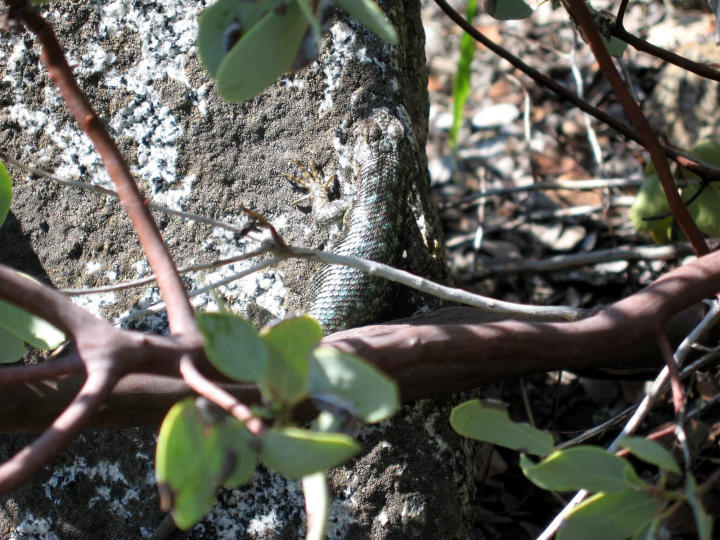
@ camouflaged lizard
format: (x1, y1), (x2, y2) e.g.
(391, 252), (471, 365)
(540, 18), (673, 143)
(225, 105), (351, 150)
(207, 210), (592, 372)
(288, 107), (445, 334)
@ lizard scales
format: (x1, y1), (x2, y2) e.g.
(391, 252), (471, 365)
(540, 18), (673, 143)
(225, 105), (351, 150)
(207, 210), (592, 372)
(309, 108), (409, 333)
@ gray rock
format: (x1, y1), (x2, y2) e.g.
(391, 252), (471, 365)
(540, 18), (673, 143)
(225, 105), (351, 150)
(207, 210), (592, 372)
(0, 0), (479, 538)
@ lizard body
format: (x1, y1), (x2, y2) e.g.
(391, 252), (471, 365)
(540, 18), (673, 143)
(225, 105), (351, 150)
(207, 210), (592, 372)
(308, 107), (410, 333)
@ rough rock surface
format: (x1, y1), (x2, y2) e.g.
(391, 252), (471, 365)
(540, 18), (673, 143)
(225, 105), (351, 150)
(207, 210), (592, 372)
(0, 1), (478, 537)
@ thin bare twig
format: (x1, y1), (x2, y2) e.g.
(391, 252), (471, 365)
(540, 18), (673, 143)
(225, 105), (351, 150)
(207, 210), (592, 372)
(0, 152), (249, 236)
(282, 244), (583, 321)
(613, 26), (720, 84)
(448, 177), (643, 210)
(117, 256), (281, 324)
(466, 243), (695, 280)
(62, 249), (270, 296)
(178, 355), (263, 435)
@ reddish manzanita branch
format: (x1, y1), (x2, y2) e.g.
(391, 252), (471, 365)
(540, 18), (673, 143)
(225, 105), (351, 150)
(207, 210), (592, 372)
(327, 247), (720, 381)
(0, 245), (716, 492)
(0, 265), (212, 494)
(2, 245), (719, 432)
(0, 353), (83, 384)
(613, 27), (720, 83)
(4, 0), (197, 335)
(0, 266), (104, 338)
(564, 0), (709, 257)
(0, 370), (116, 494)
(613, 0), (720, 83)
(179, 354), (265, 435)
(657, 333), (685, 416)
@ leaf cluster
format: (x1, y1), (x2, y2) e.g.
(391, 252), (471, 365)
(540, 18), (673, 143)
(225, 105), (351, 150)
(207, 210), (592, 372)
(451, 400), (712, 539)
(156, 313), (400, 530)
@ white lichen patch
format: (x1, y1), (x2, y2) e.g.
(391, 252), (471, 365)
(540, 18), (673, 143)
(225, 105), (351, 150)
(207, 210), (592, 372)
(70, 290), (117, 318)
(3, 0), (206, 192)
(319, 19), (392, 116)
(11, 513), (56, 540)
(85, 261), (103, 274)
(199, 473), (304, 537)
(41, 456), (141, 519)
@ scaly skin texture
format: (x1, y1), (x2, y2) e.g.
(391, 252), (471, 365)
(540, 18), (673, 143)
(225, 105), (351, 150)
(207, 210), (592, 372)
(308, 108), (410, 333)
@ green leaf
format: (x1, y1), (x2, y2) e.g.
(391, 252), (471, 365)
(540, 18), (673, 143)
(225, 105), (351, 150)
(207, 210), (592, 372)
(558, 490), (658, 540)
(307, 346), (399, 423)
(0, 161), (11, 227)
(197, 0), (286, 78)
(685, 140), (720, 178)
(684, 182), (720, 237)
(619, 437), (680, 474)
(260, 427), (360, 479)
(219, 422), (257, 490)
(155, 398), (257, 530)
(630, 171), (671, 233)
(335, 0), (398, 44)
(631, 521), (660, 540)
(0, 280), (65, 350)
(685, 474), (713, 540)
(449, 0), (477, 149)
(520, 446), (646, 493)
(196, 311), (268, 383)
(215, 2), (309, 103)
(260, 316), (323, 405)
(602, 36), (628, 57)
(486, 0), (534, 20)
(649, 216), (674, 244)
(0, 325), (25, 363)
(302, 471), (329, 540)
(450, 400), (554, 457)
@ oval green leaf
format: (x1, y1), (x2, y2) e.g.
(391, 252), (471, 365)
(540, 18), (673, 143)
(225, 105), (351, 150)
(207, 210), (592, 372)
(686, 183), (720, 237)
(155, 398), (257, 530)
(0, 161), (11, 227)
(603, 36), (628, 57)
(197, 0), (286, 78)
(450, 399), (554, 457)
(335, 0), (398, 44)
(558, 489), (658, 540)
(685, 140), (720, 182)
(0, 278), (65, 351)
(260, 427), (360, 479)
(196, 311), (268, 383)
(308, 346), (399, 423)
(619, 437), (680, 474)
(260, 316), (323, 405)
(0, 325), (25, 363)
(216, 2), (308, 103)
(486, 0), (534, 20)
(520, 446), (645, 493)
(630, 171), (672, 233)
